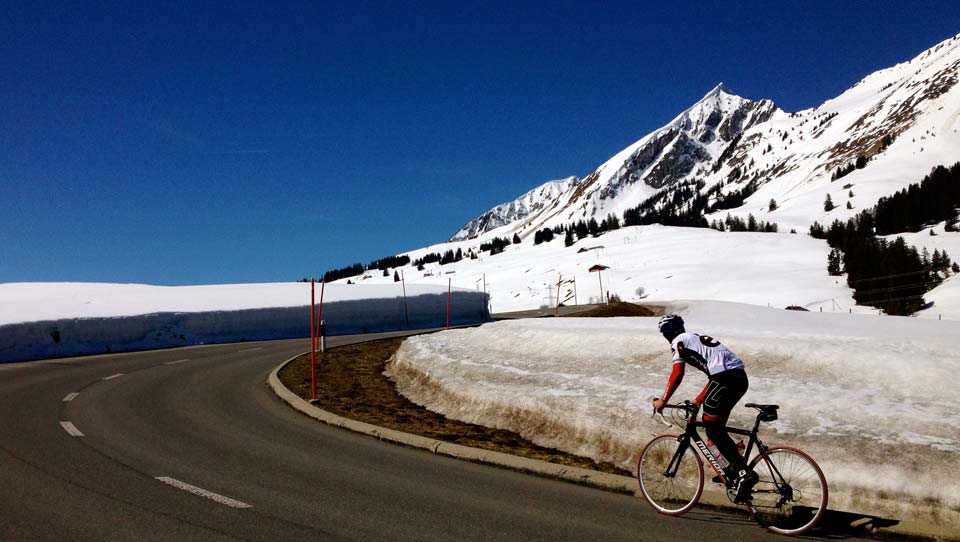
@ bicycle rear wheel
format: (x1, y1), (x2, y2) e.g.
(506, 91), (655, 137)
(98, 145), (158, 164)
(747, 446), (828, 536)
(637, 435), (704, 515)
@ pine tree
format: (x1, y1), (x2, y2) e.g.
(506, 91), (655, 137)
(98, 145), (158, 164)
(827, 248), (844, 275)
(768, 198), (778, 212)
(809, 221), (826, 238)
(564, 229), (574, 247)
(512, 233), (521, 244)
(575, 220), (588, 239)
(824, 194), (835, 212)
(846, 201), (853, 210)
(932, 249), (948, 270)
(393, 271), (400, 282)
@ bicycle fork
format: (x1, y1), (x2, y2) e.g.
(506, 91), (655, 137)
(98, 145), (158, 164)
(663, 437), (691, 478)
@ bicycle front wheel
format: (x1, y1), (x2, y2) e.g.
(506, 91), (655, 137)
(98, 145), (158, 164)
(637, 435), (704, 515)
(747, 446), (828, 536)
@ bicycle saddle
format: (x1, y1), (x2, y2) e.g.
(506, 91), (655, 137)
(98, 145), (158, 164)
(745, 403), (779, 421)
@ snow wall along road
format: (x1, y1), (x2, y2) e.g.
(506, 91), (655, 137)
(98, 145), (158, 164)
(0, 291), (489, 363)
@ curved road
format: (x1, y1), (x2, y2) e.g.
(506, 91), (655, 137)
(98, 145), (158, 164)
(0, 334), (853, 541)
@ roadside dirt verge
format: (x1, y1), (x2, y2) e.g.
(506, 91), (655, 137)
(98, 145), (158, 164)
(278, 337), (632, 476)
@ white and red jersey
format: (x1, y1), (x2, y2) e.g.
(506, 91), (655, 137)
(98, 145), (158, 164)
(670, 332), (745, 376)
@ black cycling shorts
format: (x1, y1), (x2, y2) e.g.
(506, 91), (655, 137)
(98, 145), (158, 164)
(702, 369), (748, 420)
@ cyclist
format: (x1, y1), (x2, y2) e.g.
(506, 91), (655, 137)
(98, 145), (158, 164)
(651, 314), (758, 502)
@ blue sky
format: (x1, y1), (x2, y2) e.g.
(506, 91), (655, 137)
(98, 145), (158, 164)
(2, 1), (959, 285)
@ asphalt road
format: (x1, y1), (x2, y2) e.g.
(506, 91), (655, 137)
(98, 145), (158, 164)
(0, 333), (865, 541)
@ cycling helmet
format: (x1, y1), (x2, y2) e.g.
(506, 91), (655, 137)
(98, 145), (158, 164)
(658, 314), (685, 340)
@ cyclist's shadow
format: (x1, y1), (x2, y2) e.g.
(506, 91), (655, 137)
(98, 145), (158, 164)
(811, 509), (900, 539)
(678, 506), (900, 539)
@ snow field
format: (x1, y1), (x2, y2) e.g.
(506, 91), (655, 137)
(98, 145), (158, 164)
(385, 301), (960, 525)
(365, 225), (860, 315)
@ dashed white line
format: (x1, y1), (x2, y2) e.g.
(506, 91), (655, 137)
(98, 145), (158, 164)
(102, 373), (124, 381)
(164, 359), (191, 365)
(60, 421), (85, 437)
(62, 392), (79, 402)
(155, 477), (252, 509)
(237, 348), (263, 353)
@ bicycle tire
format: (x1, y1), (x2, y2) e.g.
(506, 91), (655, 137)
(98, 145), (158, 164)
(637, 434), (704, 515)
(746, 446), (828, 536)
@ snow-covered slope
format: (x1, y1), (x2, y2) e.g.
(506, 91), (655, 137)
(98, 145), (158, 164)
(365, 225), (861, 315)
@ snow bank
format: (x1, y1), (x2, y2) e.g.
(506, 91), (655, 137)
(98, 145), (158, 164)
(0, 282), (488, 362)
(386, 300), (960, 525)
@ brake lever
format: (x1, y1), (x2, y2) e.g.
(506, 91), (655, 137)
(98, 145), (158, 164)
(653, 411), (675, 428)
(650, 397), (675, 428)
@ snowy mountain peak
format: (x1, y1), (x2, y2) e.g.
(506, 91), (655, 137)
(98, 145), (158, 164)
(449, 33), (960, 242)
(706, 81), (732, 97)
(694, 82), (737, 105)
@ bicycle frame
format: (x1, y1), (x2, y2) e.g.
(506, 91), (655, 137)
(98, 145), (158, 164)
(664, 411), (784, 488)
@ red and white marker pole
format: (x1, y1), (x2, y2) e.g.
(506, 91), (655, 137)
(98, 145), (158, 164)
(310, 278), (317, 402)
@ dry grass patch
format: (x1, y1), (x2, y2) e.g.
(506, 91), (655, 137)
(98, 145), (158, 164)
(279, 337), (631, 476)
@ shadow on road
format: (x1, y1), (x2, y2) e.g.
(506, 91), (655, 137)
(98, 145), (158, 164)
(811, 509), (900, 539)
(678, 506), (901, 540)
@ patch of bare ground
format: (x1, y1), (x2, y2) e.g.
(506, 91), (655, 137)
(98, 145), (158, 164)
(278, 337), (632, 476)
(561, 301), (661, 318)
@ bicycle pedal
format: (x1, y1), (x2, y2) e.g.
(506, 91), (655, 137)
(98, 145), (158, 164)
(727, 487), (753, 503)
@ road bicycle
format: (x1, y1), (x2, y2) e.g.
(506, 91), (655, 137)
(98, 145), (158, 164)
(636, 401), (828, 536)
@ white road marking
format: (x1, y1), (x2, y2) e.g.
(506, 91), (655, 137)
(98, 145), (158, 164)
(164, 359), (190, 365)
(155, 477), (252, 509)
(62, 392), (79, 402)
(102, 373), (124, 381)
(237, 348), (263, 353)
(60, 421), (85, 437)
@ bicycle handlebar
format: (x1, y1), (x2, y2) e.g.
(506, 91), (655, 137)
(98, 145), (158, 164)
(650, 398), (699, 427)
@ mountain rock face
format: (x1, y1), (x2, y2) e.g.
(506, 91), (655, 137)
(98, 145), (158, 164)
(450, 176), (580, 241)
(450, 33), (960, 241)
